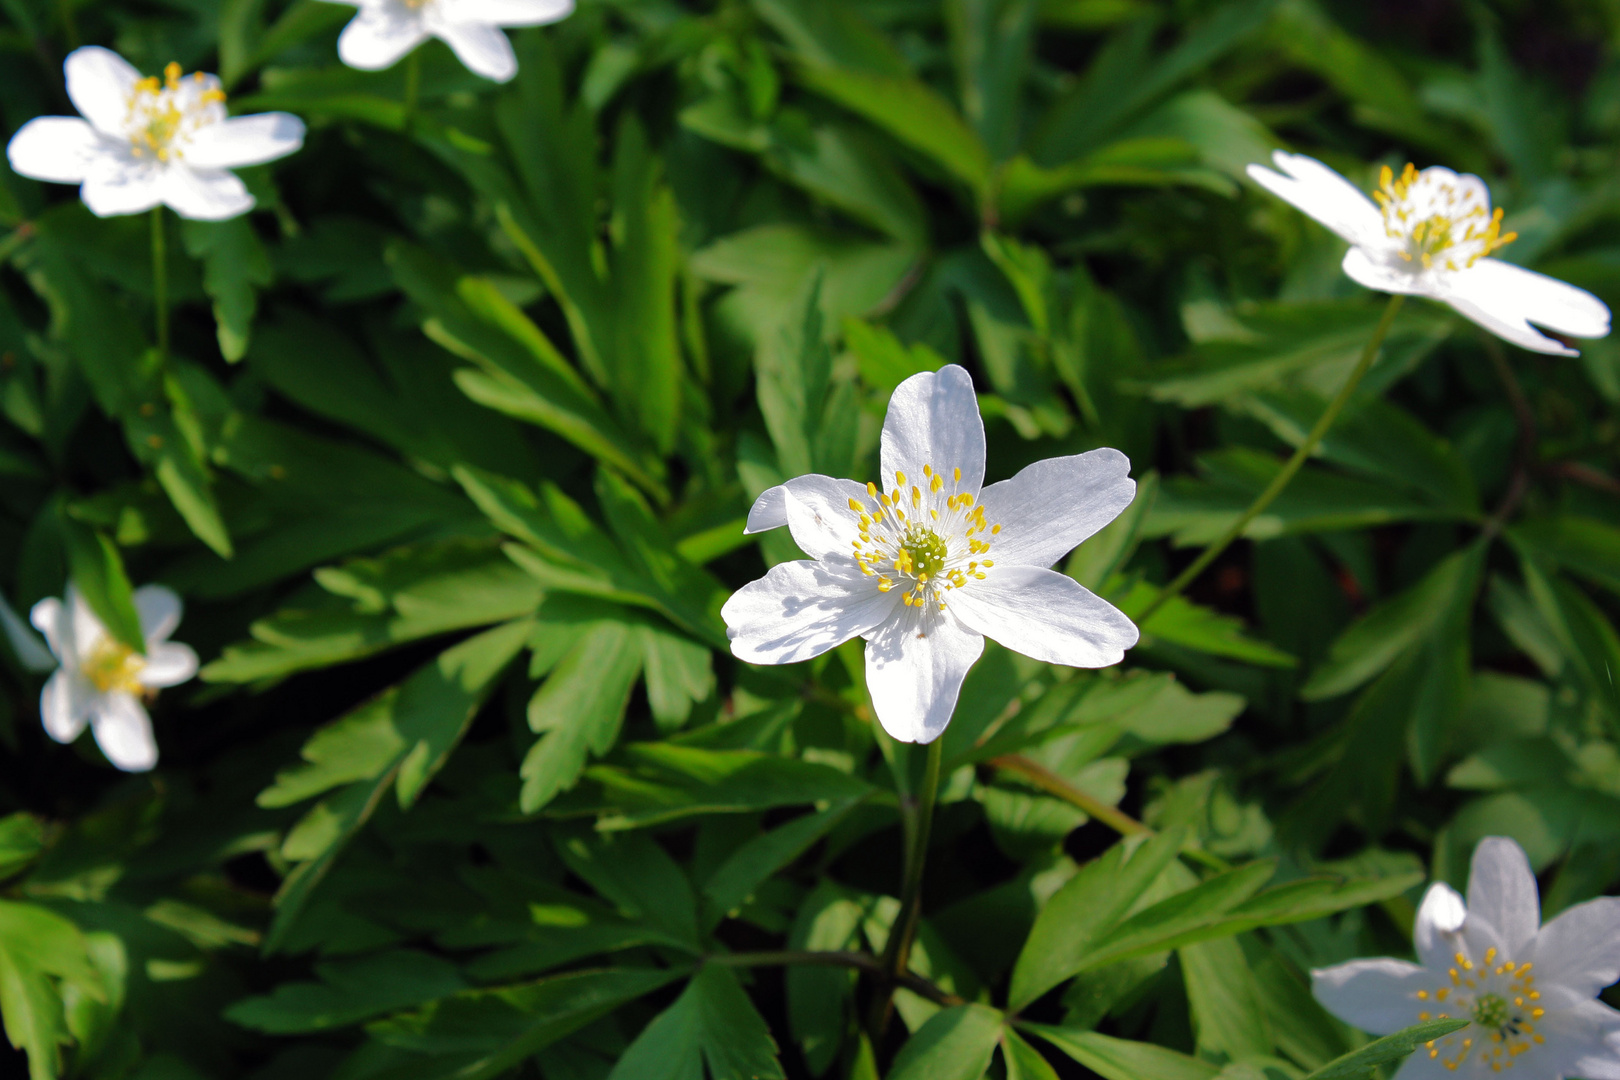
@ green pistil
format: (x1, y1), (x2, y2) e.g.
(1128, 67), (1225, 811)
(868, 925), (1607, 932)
(901, 527), (947, 580)
(1473, 993), (1510, 1031)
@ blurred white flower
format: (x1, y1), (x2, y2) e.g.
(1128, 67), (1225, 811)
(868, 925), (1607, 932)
(1314, 837), (1620, 1080)
(322, 0), (575, 84)
(1248, 152), (1610, 357)
(725, 365), (1140, 745)
(30, 584), (199, 773)
(5, 47), (304, 221)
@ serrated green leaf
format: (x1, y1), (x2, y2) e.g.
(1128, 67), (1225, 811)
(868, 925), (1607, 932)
(1301, 1019), (1470, 1080)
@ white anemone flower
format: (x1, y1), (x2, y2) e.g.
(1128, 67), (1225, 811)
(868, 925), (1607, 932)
(1314, 837), (1620, 1080)
(5, 47), (304, 221)
(1247, 152), (1611, 357)
(29, 584), (199, 773)
(322, 0), (576, 84)
(724, 365), (1141, 744)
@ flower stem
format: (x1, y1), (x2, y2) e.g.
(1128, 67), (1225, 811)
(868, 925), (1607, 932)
(867, 735), (943, 1042)
(151, 206), (169, 362)
(1136, 293), (1406, 625)
(403, 50), (422, 126)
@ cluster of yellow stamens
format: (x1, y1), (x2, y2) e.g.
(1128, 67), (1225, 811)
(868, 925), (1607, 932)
(1373, 163), (1517, 272)
(1417, 947), (1545, 1072)
(126, 62), (226, 163)
(83, 639), (146, 695)
(845, 463), (1002, 613)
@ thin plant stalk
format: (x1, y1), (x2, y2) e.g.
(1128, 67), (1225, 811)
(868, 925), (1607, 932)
(866, 736), (943, 1041)
(151, 206), (169, 362)
(1136, 293), (1406, 625)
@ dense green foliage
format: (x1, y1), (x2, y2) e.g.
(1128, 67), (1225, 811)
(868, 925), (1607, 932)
(2, 0), (1620, 1077)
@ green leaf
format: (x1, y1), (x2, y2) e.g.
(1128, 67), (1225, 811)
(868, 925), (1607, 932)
(0, 900), (97, 1080)
(607, 966), (786, 1080)
(795, 64), (994, 199)
(225, 950), (466, 1034)
(1009, 828), (1187, 1011)
(180, 217), (271, 362)
(887, 1004), (1004, 1080)
(0, 816), (45, 883)
(372, 967), (686, 1080)
(701, 799), (865, 929)
(1181, 937), (1271, 1059)
(1301, 1019), (1470, 1080)
(521, 619), (644, 814)
(262, 620), (530, 952)
(557, 831), (701, 951)
(1118, 581), (1297, 668)
(59, 518), (144, 655)
(751, 0), (912, 76)
(1303, 544), (1486, 701)
(1003, 1027), (1064, 1080)
(787, 884), (867, 1074)
(1513, 516), (1620, 598)
(1023, 1025), (1220, 1080)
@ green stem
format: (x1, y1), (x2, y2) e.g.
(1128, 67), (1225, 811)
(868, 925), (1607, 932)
(403, 50), (422, 126)
(1136, 293), (1406, 626)
(151, 206), (169, 362)
(867, 736), (943, 1041)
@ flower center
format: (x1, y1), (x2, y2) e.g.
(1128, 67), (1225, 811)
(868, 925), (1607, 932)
(1372, 163), (1517, 273)
(846, 463), (1003, 612)
(1415, 948), (1546, 1072)
(125, 62), (227, 163)
(83, 640), (146, 695)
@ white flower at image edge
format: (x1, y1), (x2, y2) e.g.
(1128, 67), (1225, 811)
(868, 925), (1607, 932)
(30, 585), (199, 773)
(1314, 837), (1620, 1080)
(724, 365), (1141, 745)
(5, 47), (303, 221)
(1247, 152), (1611, 357)
(322, 0), (576, 84)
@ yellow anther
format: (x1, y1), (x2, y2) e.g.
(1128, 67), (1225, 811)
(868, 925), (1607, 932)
(1418, 991), (1430, 1000)
(896, 471), (906, 487)
(848, 498), (863, 512)
(981, 560), (994, 567)
(165, 61), (182, 88)
(931, 474), (944, 493)
(954, 467), (962, 482)
(991, 524), (1001, 534)
(1420, 1013), (1432, 1021)
(1486, 949), (1497, 964)
(1438, 989), (1450, 1001)
(911, 486), (921, 507)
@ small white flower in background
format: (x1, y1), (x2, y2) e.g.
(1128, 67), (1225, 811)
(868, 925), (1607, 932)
(1313, 837), (1620, 1080)
(5, 47), (304, 221)
(725, 365), (1141, 744)
(322, 0), (576, 84)
(1247, 152), (1611, 357)
(30, 584), (199, 773)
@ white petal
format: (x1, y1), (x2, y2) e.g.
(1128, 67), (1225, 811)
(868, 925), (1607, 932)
(1415, 882), (1469, 970)
(453, 0), (575, 24)
(724, 557), (899, 666)
(66, 587), (109, 663)
(974, 448), (1136, 570)
(338, 7), (431, 71)
(1247, 150), (1385, 248)
(1466, 837), (1540, 957)
(1527, 896), (1620, 1006)
(948, 565), (1138, 669)
(29, 597), (71, 664)
(184, 114), (305, 170)
(133, 585), (183, 644)
(160, 167), (254, 221)
(1546, 1000), (1620, 1079)
(80, 167), (164, 217)
(6, 117), (107, 184)
(64, 46), (142, 137)
(864, 606), (983, 744)
(782, 476), (869, 561)
(431, 19), (519, 82)
(1440, 259), (1610, 357)
(880, 365), (986, 498)
(139, 643), (198, 689)
(1341, 247), (1433, 298)
(1312, 958), (1437, 1036)
(39, 671), (90, 744)
(745, 485), (788, 535)
(1, 594), (56, 673)
(90, 692), (157, 772)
